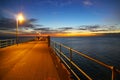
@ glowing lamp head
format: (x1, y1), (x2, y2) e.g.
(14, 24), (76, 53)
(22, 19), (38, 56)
(17, 13), (25, 24)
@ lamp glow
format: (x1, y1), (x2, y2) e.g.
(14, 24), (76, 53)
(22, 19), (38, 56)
(17, 13), (25, 24)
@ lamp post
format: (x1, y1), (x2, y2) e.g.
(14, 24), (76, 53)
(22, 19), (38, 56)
(16, 13), (25, 45)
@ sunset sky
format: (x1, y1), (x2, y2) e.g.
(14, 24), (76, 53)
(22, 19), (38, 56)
(0, 0), (120, 37)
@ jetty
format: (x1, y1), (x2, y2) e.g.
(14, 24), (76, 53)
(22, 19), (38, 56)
(0, 37), (120, 80)
(0, 38), (70, 80)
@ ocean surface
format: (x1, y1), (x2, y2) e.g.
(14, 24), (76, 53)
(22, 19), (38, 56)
(51, 36), (120, 80)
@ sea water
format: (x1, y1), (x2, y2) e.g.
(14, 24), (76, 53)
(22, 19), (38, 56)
(52, 36), (120, 80)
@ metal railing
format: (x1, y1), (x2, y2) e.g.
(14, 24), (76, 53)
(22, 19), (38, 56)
(0, 39), (16, 48)
(0, 38), (35, 48)
(50, 40), (120, 80)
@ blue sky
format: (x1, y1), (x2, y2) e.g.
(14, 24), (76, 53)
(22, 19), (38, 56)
(0, 0), (120, 36)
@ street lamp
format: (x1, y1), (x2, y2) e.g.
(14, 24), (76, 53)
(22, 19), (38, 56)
(16, 12), (25, 45)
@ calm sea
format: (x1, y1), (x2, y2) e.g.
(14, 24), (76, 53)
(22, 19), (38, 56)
(52, 36), (120, 80)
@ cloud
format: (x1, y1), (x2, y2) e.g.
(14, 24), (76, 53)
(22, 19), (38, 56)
(27, 18), (37, 23)
(58, 27), (73, 31)
(21, 18), (40, 29)
(0, 17), (38, 32)
(33, 26), (72, 34)
(78, 25), (100, 30)
(0, 17), (16, 30)
(78, 25), (119, 32)
(34, 27), (50, 31)
(83, 0), (93, 6)
(78, 27), (87, 30)
(24, 24), (35, 28)
(87, 25), (100, 30)
(35, 24), (44, 27)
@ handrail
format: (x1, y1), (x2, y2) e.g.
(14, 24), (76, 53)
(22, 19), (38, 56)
(0, 39), (16, 48)
(0, 38), (34, 48)
(55, 47), (92, 80)
(55, 48), (80, 80)
(51, 40), (120, 80)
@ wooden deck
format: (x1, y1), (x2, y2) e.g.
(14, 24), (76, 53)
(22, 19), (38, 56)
(0, 41), (70, 80)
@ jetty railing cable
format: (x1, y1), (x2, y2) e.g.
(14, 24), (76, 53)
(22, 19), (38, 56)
(51, 40), (120, 80)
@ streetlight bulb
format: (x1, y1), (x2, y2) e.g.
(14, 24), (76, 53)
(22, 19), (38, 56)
(17, 13), (25, 24)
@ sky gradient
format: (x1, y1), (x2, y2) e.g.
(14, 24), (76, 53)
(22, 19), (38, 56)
(0, 0), (120, 37)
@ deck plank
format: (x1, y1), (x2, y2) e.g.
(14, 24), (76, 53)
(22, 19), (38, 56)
(0, 41), (60, 80)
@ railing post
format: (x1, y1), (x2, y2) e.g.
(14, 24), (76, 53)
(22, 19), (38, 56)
(14, 39), (16, 44)
(112, 66), (115, 80)
(10, 39), (12, 45)
(12, 39), (14, 45)
(54, 42), (56, 51)
(0, 40), (1, 48)
(69, 48), (73, 78)
(69, 48), (72, 68)
(6, 40), (7, 47)
(59, 44), (62, 63)
(60, 44), (61, 52)
(7, 40), (8, 46)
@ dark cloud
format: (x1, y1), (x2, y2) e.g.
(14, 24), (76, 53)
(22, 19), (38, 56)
(58, 27), (73, 31)
(0, 17), (38, 30)
(27, 18), (37, 23)
(24, 24), (35, 28)
(33, 27), (66, 34)
(0, 17), (16, 30)
(21, 18), (38, 28)
(78, 25), (119, 32)
(86, 25), (100, 29)
(78, 25), (100, 31)
(86, 25), (100, 32)
(108, 25), (116, 31)
(78, 25), (87, 30)
(34, 27), (49, 31)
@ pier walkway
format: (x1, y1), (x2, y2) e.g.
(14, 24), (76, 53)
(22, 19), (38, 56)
(0, 41), (69, 80)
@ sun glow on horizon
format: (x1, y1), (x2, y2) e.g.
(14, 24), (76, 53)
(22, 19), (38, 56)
(1, 27), (120, 37)
(50, 32), (104, 37)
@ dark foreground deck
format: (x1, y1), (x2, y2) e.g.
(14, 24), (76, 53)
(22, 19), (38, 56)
(0, 41), (70, 80)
